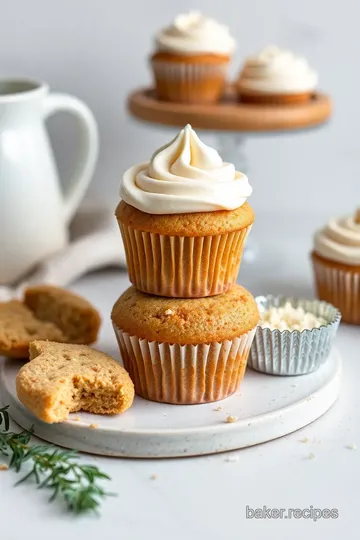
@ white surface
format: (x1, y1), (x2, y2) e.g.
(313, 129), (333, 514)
(0, 80), (98, 285)
(1, 213), (360, 539)
(1, 350), (341, 458)
(0, 0), (357, 220)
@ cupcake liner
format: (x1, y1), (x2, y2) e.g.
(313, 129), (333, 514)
(312, 256), (360, 324)
(151, 59), (229, 103)
(248, 295), (341, 376)
(119, 222), (251, 297)
(113, 325), (256, 404)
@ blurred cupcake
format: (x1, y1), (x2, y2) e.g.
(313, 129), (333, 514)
(116, 124), (253, 298)
(237, 46), (318, 104)
(151, 11), (235, 103)
(312, 209), (360, 325)
(111, 284), (259, 404)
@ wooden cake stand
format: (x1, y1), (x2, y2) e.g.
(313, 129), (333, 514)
(128, 87), (332, 132)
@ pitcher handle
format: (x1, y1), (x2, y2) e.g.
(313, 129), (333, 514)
(44, 93), (99, 224)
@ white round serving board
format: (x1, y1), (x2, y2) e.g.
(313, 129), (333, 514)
(0, 349), (341, 458)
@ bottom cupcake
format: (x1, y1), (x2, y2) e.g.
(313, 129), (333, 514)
(111, 285), (259, 404)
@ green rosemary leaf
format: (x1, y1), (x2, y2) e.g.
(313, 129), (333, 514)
(0, 405), (114, 514)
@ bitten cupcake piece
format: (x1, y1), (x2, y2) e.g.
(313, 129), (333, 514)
(16, 341), (134, 423)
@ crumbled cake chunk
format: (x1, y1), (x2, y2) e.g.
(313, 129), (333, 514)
(0, 285), (101, 358)
(0, 301), (65, 358)
(225, 415), (238, 423)
(24, 285), (101, 345)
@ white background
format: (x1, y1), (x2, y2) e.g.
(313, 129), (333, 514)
(1, 0), (359, 220)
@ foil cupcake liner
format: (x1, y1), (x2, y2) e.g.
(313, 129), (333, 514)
(248, 295), (341, 376)
(113, 325), (256, 404)
(151, 59), (229, 103)
(312, 255), (360, 325)
(119, 221), (251, 298)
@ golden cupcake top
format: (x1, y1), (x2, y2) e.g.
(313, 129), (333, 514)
(120, 124), (252, 215)
(111, 285), (259, 344)
(116, 199), (254, 236)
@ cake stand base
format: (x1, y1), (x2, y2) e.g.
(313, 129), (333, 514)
(0, 349), (341, 458)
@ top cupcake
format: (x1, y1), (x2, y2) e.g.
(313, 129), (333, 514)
(120, 124), (252, 215)
(154, 11), (236, 56)
(237, 45), (318, 103)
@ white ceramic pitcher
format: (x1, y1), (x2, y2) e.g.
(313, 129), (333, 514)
(0, 78), (99, 285)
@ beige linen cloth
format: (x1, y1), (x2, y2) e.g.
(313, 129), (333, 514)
(0, 203), (126, 302)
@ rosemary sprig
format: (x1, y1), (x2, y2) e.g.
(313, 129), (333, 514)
(0, 405), (114, 514)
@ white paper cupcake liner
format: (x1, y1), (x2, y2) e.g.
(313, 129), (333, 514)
(248, 296), (341, 376)
(151, 60), (229, 103)
(119, 222), (251, 297)
(312, 256), (360, 324)
(152, 61), (228, 81)
(113, 325), (256, 404)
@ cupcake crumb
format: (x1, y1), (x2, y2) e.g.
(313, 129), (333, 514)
(213, 406), (222, 411)
(0, 464), (8, 471)
(164, 309), (174, 316)
(89, 423), (98, 429)
(225, 415), (238, 423)
(308, 452), (315, 460)
(299, 437), (309, 443)
(346, 443), (357, 450)
(150, 474), (158, 480)
(71, 416), (81, 422)
(225, 455), (239, 462)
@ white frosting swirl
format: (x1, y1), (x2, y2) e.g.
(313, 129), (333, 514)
(120, 125), (252, 215)
(155, 11), (235, 56)
(314, 212), (360, 265)
(239, 45), (318, 94)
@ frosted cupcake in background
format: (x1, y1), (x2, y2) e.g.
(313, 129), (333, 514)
(237, 46), (318, 104)
(116, 124), (253, 298)
(151, 11), (236, 103)
(312, 209), (360, 325)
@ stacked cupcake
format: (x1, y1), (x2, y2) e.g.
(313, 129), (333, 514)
(111, 125), (259, 404)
